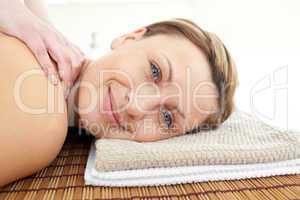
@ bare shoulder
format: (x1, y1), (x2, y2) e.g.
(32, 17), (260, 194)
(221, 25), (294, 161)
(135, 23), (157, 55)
(0, 32), (68, 134)
(0, 33), (68, 186)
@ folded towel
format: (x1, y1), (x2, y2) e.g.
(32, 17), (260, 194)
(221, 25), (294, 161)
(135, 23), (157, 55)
(85, 143), (300, 186)
(84, 109), (300, 186)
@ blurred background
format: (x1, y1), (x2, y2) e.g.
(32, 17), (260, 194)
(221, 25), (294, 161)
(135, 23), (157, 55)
(47, 0), (300, 131)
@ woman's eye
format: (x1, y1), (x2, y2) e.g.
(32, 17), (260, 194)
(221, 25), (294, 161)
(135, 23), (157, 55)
(160, 107), (173, 128)
(150, 62), (161, 82)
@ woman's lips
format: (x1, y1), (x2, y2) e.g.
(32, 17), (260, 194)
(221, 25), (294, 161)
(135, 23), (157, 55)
(104, 85), (122, 127)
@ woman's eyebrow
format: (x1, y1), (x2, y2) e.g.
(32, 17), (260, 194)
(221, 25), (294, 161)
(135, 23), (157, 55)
(175, 107), (185, 119)
(161, 53), (173, 82)
(167, 102), (185, 119)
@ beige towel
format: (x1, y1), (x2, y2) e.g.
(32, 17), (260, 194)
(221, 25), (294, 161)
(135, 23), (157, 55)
(95, 109), (300, 172)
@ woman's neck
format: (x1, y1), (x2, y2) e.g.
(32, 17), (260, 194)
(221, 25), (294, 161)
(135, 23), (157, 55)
(66, 58), (93, 127)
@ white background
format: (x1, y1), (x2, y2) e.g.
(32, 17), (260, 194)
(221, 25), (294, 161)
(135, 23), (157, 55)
(47, 0), (300, 131)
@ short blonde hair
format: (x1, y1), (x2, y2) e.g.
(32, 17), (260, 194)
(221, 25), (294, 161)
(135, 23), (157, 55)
(143, 18), (238, 130)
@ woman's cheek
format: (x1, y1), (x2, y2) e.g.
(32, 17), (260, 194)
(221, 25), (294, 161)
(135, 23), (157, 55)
(131, 121), (164, 142)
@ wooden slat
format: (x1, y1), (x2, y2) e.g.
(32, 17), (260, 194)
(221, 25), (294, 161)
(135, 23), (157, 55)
(0, 130), (299, 200)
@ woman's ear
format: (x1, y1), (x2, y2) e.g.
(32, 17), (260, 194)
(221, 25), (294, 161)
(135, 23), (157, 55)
(111, 27), (147, 50)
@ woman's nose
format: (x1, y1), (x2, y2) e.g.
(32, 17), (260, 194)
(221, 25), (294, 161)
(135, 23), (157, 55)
(125, 105), (144, 121)
(125, 83), (161, 121)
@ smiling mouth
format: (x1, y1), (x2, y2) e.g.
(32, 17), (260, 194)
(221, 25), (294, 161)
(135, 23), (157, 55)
(107, 85), (124, 129)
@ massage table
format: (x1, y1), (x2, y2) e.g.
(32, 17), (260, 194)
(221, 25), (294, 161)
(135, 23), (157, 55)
(0, 128), (299, 200)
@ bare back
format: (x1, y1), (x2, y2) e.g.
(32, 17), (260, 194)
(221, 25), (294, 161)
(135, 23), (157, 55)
(0, 33), (68, 186)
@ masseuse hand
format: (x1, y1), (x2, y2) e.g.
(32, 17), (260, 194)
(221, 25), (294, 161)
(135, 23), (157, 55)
(0, 0), (84, 92)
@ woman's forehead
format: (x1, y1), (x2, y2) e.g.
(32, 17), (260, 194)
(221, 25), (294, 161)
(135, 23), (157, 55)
(148, 37), (218, 131)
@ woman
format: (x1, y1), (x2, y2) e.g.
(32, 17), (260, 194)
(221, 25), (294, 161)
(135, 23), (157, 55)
(0, 18), (238, 186)
(0, 0), (85, 92)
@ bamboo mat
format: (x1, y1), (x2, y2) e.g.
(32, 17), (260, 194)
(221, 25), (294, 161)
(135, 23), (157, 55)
(0, 128), (299, 200)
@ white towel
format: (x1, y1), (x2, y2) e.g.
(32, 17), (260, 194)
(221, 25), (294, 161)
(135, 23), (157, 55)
(84, 109), (300, 187)
(85, 142), (300, 187)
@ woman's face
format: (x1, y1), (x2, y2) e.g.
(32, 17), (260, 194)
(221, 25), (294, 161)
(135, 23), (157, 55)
(76, 28), (219, 142)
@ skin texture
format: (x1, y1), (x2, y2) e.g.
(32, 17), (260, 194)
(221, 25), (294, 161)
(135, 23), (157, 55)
(76, 28), (219, 142)
(0, 33), (68, 187)
(0, 0), (84, 89)
(0, 27), (218, 186)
